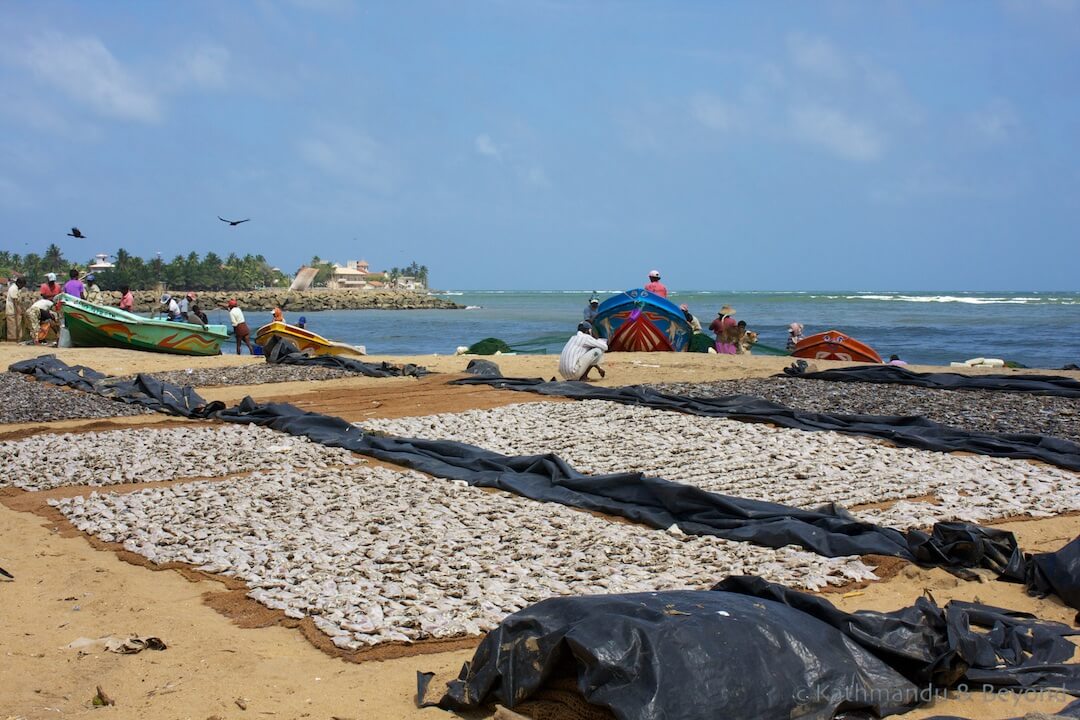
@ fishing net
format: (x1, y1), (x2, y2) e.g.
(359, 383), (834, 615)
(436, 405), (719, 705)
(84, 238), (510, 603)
(467, 337), (515, 355)
(688, 333), (714, 353)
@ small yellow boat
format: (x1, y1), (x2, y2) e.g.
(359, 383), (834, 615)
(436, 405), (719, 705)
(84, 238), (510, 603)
(253, 321), (366, 358)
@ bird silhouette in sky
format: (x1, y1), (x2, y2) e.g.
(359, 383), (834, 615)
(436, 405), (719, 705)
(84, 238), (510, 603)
(67, 227), (86, 238)
(218, 216), (251, 226)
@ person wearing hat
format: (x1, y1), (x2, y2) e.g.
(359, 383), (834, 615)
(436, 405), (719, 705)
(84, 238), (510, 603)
(583, 296), (600, 325)
(297, 316), (307, 329)
(559, 321), (608, 381)
(227, 298), (254, 354)
(160, 294), (183, 322)
(644, 270), (667, 298)
(709, 304), (738, 354)
(178, 291), (193, 321)
(39, 272), (62, 301)
(84, 274), (102, 304)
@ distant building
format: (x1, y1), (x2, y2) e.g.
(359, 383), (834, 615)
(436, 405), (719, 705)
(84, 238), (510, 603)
(88, 253), (115, 271)
(328, 261), (368, 289)
(326, 259), (424, 290)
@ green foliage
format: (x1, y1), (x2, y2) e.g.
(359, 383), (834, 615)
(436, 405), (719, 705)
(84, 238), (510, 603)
(2, 247), (287, 292)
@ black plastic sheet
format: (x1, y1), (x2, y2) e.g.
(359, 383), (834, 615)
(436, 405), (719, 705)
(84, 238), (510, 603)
(782, 363), (1080, 398)
(9, 354), (220, 418)
(420, 577), (1080, 720)
(1028, 537), (1080, 613)
(265, 337), (428, 377)
(449, 376), (1080, 472)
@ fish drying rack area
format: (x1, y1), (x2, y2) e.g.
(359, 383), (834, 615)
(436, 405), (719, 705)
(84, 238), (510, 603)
(2, 367), (1079, 659)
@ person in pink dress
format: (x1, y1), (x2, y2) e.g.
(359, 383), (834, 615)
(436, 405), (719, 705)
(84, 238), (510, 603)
(709, 304), (738, 354)
(644, 270), (667, 298)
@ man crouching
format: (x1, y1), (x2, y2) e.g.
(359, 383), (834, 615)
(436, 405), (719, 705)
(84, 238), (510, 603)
(559, 321), (608, 381)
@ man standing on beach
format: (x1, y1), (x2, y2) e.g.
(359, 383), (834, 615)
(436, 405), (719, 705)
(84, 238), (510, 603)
(559, 322), (608, 381)
(62, 269), (85, 299)
(228, 299), (255, 354)
(5, 276), (27, 342)
(644, 270), (667, 298)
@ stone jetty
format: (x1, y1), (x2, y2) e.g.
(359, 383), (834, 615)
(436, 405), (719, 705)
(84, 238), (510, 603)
(95, 289), (463, 312)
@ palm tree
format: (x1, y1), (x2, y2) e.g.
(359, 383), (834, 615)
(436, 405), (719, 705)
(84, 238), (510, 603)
(43, 243), (65, 272)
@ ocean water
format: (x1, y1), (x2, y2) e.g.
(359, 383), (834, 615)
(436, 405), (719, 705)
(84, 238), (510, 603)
(212, 290), (1080, 369)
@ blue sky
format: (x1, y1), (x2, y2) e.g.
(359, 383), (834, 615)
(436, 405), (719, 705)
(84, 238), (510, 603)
(1, 0), (1078, 291)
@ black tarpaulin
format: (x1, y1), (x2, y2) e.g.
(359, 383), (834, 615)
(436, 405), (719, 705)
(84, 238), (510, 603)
(782, 363), (1080, 398)
(265, 337), (429, 377)
(419, 577), (1080, 720)
(9, 354), (221, 418)
(448, 375), (1080, 472)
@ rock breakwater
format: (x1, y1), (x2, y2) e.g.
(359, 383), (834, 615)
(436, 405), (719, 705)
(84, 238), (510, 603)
(90, 289), (462, 312)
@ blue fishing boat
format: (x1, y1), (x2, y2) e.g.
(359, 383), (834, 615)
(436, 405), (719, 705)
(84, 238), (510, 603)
(593, 289), (693, 352)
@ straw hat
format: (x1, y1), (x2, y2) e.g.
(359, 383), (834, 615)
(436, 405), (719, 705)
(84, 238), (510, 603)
(719, 305), (735, 315)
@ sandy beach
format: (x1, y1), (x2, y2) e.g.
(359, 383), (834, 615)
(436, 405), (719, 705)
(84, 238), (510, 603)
(2, 344), (1079, 719)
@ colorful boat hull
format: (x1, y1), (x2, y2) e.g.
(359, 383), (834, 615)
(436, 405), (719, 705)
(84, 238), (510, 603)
(253, 321), (366, 358)
(791, 330), (883, 363)
(593, 289), (693, 352)
(58, 294), (228, 356)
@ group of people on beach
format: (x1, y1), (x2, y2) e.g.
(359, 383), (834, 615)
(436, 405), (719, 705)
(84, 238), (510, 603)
(560, 270), (763, 381)
(2, 269), (260, 354)
(3, 269), (106, 344)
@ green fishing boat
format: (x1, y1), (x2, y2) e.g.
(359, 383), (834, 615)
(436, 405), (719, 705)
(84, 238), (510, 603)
(58, 293), (229, 356)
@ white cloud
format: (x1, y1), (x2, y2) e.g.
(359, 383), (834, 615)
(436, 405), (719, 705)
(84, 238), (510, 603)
(691, 93), (739, 132)
(474, 133), (501, 160)
(967, 99), (1021, 143)
(297, 125), (398, 192)
(21, 32), (160, 122)
(789, 104), (883, 161)
(173, 44), (230, 90)
(787, 33), (849, 82)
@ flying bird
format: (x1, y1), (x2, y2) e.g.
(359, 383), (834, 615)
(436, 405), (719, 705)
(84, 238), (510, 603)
(67, 227), (86, 238)
(218, 216), (251, 226)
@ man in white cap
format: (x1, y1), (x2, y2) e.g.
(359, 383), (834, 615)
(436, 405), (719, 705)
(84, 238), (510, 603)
(644, 270), (667, 298)
(39, 272), (62, 301)
(559, 322), (608, 381)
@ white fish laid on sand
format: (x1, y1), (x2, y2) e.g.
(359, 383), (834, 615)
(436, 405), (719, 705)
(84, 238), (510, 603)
(50, 464), (876, 649)
(0, 425), (361, 491)
(364, 400), (1080, 529)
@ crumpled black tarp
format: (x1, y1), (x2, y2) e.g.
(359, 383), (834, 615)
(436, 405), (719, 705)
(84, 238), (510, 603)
(449, 376), (1080, 472)
(11, 356), (1080, 610)
(420, 576), (1080, 720)
(9, 354), (220, 418)
(265, 337), (428, 377)
(463, 358), (501, 377)
(1028, 537), (1080, 613)
(782, 363), (1080, 398)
